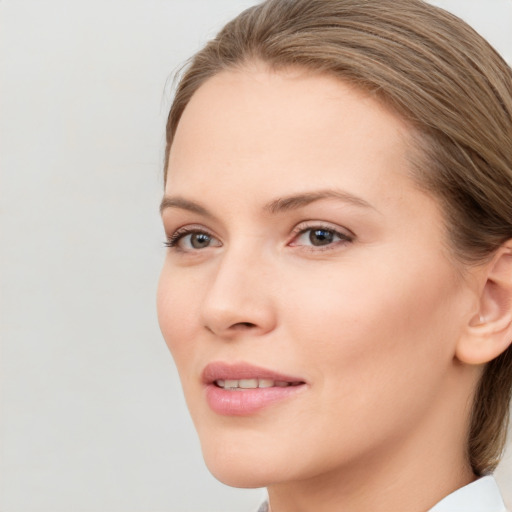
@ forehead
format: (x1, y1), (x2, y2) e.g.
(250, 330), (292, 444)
(170, 64), (411, 161)
(166, 65), (428, 219)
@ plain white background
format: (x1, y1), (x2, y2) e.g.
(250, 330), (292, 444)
(1, 1), (511, 511)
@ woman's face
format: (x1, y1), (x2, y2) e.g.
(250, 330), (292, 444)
(158, 65), (475, 487)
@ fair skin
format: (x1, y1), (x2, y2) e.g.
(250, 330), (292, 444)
(157, 64), (508, 512)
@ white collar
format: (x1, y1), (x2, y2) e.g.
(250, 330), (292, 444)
(257, 476), (507, 512)
(428, 476), (507, 512)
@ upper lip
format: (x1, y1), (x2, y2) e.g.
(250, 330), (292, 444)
(202, 361), (306, 385)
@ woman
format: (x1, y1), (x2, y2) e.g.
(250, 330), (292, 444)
(157, 0), (512, 510)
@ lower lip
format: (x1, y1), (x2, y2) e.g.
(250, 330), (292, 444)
(205, 384), (306, 416)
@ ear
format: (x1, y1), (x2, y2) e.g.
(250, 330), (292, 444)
(456, 241), (512, 365)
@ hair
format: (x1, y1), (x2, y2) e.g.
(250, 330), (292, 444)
(164, 0), (512, 475)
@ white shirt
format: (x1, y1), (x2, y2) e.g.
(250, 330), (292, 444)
(256, 475), (508, 512)
(429, 476), (507, 512)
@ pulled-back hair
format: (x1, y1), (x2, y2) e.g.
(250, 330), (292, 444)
(164, 0), (512, 475)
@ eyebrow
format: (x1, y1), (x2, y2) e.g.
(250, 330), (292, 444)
(264, 189), (375, 214)
(160, 189), (376, 217)
(160, 196), (213, 217)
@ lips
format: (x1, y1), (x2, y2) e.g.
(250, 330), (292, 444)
(202, 361), (305, 385)
(215, 378), (301, 389)
(202, 362), (307, 416)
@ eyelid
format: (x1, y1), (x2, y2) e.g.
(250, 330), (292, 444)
(164, 224), (222, 251)
(291, 220), (355, 238)
(288, 221), (355, 249)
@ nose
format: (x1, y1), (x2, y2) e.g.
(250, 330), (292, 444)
(200, 245), (277, 339)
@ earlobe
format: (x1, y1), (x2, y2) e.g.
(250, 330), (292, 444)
(456, 242), (512, 365)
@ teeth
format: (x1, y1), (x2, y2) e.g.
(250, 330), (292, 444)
(239, 379), (258, 389)
(215, 378), (295, 389)
(224, 380), (238, 389)
(258, 378), (274, 388)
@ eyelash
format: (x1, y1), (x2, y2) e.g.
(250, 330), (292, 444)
(163, 226), (216, 250)
(290, 223), (354, 252)
(164, 223), (354, 252)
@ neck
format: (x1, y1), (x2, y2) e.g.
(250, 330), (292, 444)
(267, 452), (475, 512)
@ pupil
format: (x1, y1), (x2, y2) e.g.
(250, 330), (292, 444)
(309, 229), (334, 245)
(191, 233), (211, 249)
(310, 229), (333, 246)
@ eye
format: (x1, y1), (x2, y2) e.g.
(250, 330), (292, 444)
(290, 224), (353, 249)
(165, 228), (222, 251)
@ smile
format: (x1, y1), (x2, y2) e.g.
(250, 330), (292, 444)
(203, 362), (307, 415)
(215, 378), (303, 390)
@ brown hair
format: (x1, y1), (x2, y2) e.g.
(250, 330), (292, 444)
(164, 0), (512, 475)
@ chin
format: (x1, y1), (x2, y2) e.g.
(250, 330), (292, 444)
(206, 462), (271, 489)
(198, 432), (290, 488)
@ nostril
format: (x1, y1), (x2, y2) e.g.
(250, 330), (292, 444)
(233, 322), (256, 329)
(204, 320), (260, 336)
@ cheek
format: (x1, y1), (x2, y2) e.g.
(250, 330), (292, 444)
(157, 264), (200, 366)
(256, 258), (465, 476)
(284, 255), (462, 405)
